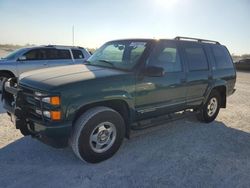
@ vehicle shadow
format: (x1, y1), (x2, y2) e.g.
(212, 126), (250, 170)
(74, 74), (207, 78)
(1, 118), (250, 188)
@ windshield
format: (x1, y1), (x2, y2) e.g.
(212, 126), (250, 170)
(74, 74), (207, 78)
(87, 40), (148, 70)
(3, 48), (26, 60)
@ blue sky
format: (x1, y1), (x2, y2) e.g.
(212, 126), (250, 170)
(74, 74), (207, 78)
(0, 0), (249, 54)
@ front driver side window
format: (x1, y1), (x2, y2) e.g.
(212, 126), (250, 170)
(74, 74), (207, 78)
(23, 49), (45, 61)
(148, 43), (182, 72)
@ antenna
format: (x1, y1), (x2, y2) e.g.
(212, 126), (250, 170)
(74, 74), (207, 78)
(72, 25), (75, 46)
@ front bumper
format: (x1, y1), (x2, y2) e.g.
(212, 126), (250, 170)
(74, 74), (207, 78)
(2, 78), (72, 148)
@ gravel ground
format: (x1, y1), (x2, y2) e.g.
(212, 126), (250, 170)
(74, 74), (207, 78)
(0, 71), (250, 188)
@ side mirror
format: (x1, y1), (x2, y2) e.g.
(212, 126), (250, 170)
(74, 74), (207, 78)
(144, 66), (165, 77)
(18, 55), (26, 61)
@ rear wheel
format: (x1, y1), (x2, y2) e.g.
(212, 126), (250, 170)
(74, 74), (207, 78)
(197, 90), (221, 123)
(71, 106), (125, 163)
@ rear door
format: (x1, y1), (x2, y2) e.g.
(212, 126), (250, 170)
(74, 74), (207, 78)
(181, 42), (211, 106)
(135, 40), (187, 119)
(17, 48), (48, 74)
(46, 48), (73, 67)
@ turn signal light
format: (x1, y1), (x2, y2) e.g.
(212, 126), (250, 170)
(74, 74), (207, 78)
(51, 96), (60, 105)
(51, 111), (61, 121)
(42, 96), (61, 105)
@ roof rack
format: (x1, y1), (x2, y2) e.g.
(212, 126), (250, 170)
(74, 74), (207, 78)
(174, 36), (220, 44)
(44, 45), (84, 48)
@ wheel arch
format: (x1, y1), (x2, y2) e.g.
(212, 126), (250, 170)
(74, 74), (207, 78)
(0, 70), (16, 78)
(71, 99), (132, 139)
(205, 84), (227, 108)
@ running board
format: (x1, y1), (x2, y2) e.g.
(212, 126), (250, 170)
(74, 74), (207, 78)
(131, 109), (198, 130)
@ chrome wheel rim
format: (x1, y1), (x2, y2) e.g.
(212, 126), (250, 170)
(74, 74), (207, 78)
(207, 97), (218, 117)
(89, 122), (117, 153)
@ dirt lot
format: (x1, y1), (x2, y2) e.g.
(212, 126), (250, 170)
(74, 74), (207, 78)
(0, 49), (8, 58)
(0, 71), (250, 188)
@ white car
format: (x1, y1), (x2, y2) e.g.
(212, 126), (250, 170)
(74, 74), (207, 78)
(0, 45), (91, 86)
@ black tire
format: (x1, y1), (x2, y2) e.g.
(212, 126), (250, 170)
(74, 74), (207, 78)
(197, 90), (221, 123)
(70, 106), (125, 163)
(0, 72), (12, 82)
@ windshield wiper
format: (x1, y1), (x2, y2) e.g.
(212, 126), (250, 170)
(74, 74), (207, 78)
(98, 59), (115, 67)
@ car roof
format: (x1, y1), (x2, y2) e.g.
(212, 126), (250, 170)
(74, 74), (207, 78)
(24, 45), (86, 50)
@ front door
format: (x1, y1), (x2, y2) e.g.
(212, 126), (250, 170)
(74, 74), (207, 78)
(135, 41), (187, 120)
(17, 48), (48, 75)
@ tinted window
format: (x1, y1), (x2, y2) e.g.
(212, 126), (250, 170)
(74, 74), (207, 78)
(184, 46), (208, 71)
(148, 43), (182, 72)
(58, 49), (71, 59)
(212, 46), (233, 69)
(44, 49), (58, 60)
(23, 49), (46, 60)
(43, 49), (71, 60)
(72, 49), (84, 59)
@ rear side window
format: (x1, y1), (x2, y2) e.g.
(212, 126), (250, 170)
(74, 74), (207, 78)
(57, 49), (71, 59)
(45, 49), (58, 60)
(43, 49), (71, 60)
(72, 49), (84, 59)
(184, 46), (208, 71)
(212, 46), (233, 69)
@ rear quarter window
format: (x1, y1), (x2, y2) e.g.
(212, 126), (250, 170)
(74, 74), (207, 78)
(72, 49), (84, 59)
(212, 45), (233, 69)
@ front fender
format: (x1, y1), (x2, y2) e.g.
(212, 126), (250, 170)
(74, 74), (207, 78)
(64, 90), (134, 121)
(0, 61), (18, 77)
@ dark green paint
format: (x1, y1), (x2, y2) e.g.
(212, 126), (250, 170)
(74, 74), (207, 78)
(5, 39), (236, 147)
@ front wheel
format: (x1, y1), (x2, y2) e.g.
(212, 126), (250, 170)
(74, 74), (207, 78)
(70, 106), (125, 163)
(0, 72), (12, 91)
(197, 90), (221, 123)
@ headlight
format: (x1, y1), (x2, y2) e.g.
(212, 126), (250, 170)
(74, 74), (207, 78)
(36, 109), (61, 121)
(42, 96), (60, 105)
(43, 110), (61, 121)
(34, 91), (47, 97)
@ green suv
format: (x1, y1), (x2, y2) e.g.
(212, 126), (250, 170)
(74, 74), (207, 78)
(2, 37), (236, 163)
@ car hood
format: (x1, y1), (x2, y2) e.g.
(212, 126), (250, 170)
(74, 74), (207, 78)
(19, 64), (129, 91)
